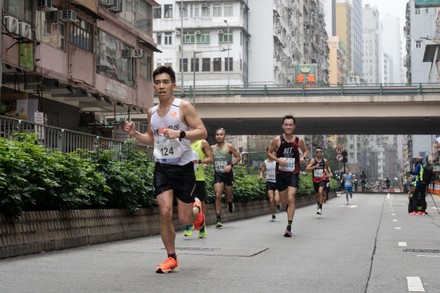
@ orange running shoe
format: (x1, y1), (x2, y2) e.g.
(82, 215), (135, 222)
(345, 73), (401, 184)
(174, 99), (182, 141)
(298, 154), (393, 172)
(156, 257), (178, 273)
(193, 200), (205, 231)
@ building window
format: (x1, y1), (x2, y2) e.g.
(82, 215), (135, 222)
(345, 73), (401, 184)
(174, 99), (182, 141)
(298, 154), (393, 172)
(225, 57), (233, 71)
(179, 58), (189, 72)
(70, 18), (93, 52)
(190, 4), (200, 18)
(219, 31), (233, 44)
(191, 58), (200, 72)
(213, 57), (221, 71)
(201, 4), (210, 17)
(96, 31), (133, 86)
(164, 4), (173, 18)
(164, 33), (172, 45)
(415, 8), (420, 15)
(202, 58), (210, 71)
(153, 6), (161, 18)
(415, 40), (422, 48)
(224, 3), (233, 17)
(196, 31), (211, 44)
(156, 33), (162, 45)
(213, 4), (221, 17)
(140, 53), (152, 80)
(4, 0), (32, 22)
(183, 32), (196, 44)
(36, 11), (65, 50)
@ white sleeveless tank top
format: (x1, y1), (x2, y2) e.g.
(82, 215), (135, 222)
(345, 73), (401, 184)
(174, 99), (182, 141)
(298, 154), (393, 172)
(150, 98), (195, 165)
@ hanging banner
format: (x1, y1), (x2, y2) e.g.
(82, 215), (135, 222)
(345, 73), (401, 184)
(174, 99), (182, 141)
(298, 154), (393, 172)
(19, 43), (34, 69)
(294, 64), (318, 87)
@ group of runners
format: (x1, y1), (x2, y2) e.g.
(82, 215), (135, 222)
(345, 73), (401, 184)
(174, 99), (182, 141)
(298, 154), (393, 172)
(123, 66), (344, 274)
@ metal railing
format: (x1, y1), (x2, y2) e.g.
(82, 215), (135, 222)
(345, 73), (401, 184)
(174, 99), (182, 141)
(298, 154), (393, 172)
(0, 115), (152, 159)
(175, 83), (440, 98)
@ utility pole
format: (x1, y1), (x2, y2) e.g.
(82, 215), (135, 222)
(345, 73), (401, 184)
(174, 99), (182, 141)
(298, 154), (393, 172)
(180, 0), (184, 96)
(223, 20), (230, 88)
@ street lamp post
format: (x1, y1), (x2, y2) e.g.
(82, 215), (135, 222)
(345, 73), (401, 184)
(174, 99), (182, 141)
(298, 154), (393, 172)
(180, 0), (184, 96)
(192, 48), (231, 106)
(223, 20), (230, 88)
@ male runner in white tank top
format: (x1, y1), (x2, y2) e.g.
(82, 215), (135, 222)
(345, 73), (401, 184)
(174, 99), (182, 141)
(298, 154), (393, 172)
(124, 66), (207, 273)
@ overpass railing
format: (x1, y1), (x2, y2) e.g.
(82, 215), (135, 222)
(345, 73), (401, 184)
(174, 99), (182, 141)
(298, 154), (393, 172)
(0, 115), (152, 159)
(177, 83), (440, 98)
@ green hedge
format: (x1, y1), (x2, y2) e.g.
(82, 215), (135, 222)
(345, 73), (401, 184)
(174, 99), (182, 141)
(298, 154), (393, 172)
(0, 133), (338, 219)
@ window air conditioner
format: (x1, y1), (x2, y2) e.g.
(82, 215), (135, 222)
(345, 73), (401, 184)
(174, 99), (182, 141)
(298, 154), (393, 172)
(37, 0), (57, 12)
(99, 0), (114, 5)
(175, 30), (181, 36)
(58, 10), (77, 22)
(195, 30), (201, 35)
(19, 22), (32, 39)
(3, 16), (19, 35)
(121, 49), (145, 59)
(218, 30), (224, 34)
(100, 0), (122, 13)
(132, 49), (144, 58)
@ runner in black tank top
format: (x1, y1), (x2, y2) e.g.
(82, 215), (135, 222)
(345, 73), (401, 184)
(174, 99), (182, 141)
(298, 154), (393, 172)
(266, 115), (309, 238)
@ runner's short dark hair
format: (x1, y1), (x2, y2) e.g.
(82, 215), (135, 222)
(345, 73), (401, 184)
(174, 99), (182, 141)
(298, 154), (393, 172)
(282, 114), (296, 125)
(153, 66), (176, 83)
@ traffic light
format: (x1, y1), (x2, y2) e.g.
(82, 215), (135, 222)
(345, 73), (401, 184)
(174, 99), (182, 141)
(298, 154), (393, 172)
(341, 150), (348, 163)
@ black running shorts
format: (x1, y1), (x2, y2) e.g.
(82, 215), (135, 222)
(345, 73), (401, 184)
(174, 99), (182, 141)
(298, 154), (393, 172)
(193, 180), (206, 202)
(153, 162), (196, 203)
(214, 171), (234, 186)
(276, 173), (299, 191)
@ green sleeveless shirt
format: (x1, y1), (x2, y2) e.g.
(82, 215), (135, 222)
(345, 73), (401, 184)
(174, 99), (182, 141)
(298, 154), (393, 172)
(191, 140), (206, 181)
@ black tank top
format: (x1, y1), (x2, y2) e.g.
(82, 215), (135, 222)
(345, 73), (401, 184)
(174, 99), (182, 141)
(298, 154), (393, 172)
(276, 134), (300, 174)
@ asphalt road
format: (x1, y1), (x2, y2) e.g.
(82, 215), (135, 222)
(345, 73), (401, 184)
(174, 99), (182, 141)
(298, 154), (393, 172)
(1, 192), (439, 293)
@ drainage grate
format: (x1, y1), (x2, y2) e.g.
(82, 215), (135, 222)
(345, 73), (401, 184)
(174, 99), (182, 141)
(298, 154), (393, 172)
(402, 248), (440, 254)
(175, 246), (221, 252)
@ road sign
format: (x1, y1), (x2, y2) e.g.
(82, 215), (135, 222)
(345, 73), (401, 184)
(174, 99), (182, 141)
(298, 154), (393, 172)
(336, 154), (343, 161)
(336, 147), (343, 154)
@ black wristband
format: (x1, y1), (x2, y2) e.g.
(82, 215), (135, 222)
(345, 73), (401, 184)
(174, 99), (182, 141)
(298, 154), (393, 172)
(230, 163), (234, 167)
(198, 159), (202, 164)
(179, 130), (186, 140)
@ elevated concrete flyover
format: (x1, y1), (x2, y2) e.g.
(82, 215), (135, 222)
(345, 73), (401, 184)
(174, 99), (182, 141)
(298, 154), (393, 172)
(179, 84), (440, 135)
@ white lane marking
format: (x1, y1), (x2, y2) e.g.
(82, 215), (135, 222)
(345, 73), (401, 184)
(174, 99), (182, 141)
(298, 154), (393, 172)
(406, 276), (425, 292)
(395, 227), (402, 230)
(392, 213), (396, 216)
(398, 242), (407, 247)
(393, 219), (398, 222)
(387, 193), (390, 198)
(416, 255), (440, 258)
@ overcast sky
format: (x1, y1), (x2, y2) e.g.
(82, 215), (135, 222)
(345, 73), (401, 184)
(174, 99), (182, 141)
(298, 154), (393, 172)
(363, 0), (408, 21)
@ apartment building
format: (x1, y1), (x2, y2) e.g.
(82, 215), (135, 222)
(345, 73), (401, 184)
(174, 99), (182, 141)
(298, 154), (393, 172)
(1, 0), (157, 134)
(152, 0), (329, 87)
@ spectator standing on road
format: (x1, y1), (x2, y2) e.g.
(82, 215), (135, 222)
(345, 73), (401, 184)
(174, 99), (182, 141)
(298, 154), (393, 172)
(408, 157), (427, 215)
(306, 146), (332, 215)
(211, 128), (241, 229)
(267, 115), (309, 237)
(259, 148), (281, 222)
(353, 175), (358, 192)
(343, 170), (353, 205)
(360, 171), (367, 192)
(124, 66), (207, 273)
(183, 139), (214, 238)
(385, 177), (391, 192)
